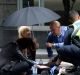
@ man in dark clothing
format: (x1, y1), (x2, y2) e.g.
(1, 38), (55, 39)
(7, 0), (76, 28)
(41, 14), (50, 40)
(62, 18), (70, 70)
(0, 38), (36, 75)
(56, 24), (80, 71)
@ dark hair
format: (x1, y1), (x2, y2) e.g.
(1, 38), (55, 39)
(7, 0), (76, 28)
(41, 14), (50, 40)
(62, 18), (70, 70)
(16, 38), (35, 50)
(69, 10), (79, 20)
(69, 10), (79, 18)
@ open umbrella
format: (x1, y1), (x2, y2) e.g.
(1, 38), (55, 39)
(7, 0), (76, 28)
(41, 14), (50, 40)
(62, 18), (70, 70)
(2, 7), (61, 26)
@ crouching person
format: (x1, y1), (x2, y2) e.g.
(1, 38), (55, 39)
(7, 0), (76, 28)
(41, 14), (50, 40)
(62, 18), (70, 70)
(0, 38), (36, 75)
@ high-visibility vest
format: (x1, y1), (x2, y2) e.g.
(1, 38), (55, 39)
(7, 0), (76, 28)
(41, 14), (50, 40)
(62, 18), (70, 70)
(71, 20), (80, 39)
(76, 29), (80, 39)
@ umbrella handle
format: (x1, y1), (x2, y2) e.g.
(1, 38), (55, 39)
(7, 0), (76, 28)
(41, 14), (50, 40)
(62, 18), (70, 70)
(28, 1), (30, 7)
(31, 31), (34, 38)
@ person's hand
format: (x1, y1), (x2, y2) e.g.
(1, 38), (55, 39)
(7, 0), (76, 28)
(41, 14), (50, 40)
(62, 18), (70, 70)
(37, 64), (49, 69)
(46, 42), (53, 47)
(33, 38), (39, 49)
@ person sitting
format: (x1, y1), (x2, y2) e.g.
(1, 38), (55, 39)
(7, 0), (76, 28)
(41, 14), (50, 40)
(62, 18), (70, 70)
(18, 26), (39, 61)
(0, 38), (36, 75)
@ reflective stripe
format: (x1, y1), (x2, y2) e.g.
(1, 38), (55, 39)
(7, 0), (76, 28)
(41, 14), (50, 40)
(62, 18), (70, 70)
(71, 20), (80, 38)
(76, 29), (80, 39)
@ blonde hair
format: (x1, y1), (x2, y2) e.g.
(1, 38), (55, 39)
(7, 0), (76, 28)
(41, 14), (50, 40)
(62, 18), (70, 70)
(18, 26), (31, 38)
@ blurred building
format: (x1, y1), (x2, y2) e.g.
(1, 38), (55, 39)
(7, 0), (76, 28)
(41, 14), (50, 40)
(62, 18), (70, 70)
(0, 0), (80, 48)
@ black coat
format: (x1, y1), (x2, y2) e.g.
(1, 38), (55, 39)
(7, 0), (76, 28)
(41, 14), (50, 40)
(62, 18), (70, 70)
(0, 38), (34, 69)
(64, 25), (74, 45)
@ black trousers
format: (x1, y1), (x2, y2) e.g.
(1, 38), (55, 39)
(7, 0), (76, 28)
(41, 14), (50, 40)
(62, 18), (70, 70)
(1, 61), (32, 75)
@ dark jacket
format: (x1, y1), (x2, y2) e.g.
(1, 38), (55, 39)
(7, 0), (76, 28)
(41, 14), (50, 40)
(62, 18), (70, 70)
(0, 38), (34, 69)
(64, 25), (74, 45)
(57, 26), (80, 65)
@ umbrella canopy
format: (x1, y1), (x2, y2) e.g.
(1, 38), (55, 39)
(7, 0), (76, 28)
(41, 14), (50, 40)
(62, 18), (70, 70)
(2, 7), (61, 26)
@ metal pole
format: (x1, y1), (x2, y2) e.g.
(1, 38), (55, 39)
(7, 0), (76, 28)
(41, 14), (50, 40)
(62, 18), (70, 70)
(17, 0), (23, 10)
(38, 0), (45, 26)
(39, 0), (40, 7)
(39, 0), (44, 7)
(28, 1), (30, 7)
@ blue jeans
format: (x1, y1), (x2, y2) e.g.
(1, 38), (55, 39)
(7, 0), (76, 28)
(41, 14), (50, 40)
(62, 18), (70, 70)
(47, 47), (53, 58)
